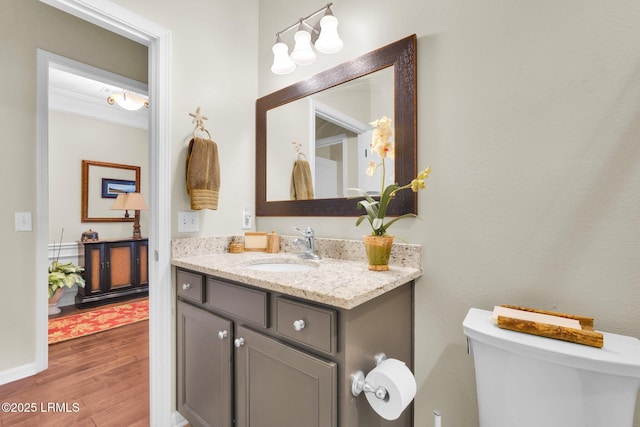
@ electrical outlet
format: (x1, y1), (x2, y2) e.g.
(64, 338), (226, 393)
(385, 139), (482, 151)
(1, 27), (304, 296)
(178, 211), (199, 233)
(241, 208), (252, 230)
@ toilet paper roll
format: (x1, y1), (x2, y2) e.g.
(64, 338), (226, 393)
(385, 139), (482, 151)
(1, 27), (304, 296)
(364, 358), (417, 420)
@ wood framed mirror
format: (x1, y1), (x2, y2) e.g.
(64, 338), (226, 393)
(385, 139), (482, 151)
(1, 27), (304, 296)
(256, 34), (417, 216)
(81, 160), (140, 222)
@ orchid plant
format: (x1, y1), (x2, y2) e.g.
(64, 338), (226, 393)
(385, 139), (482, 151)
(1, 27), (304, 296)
(351, 116), (431, 237)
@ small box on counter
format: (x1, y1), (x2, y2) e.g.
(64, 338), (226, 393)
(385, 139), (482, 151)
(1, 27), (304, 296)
(244, 232), (268, 252)
(266, 231), (280, 253)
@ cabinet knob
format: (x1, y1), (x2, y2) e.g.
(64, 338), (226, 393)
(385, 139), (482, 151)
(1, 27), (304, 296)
(182, 283), (191, 290)
(218, 330), (228, 340)
(234, 338), (245, 348)
(293, 320), (306, 331)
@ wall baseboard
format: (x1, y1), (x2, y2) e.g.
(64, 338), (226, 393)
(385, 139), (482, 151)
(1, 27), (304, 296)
(171, 411), (188, 426)
(0, 362), (38, 386)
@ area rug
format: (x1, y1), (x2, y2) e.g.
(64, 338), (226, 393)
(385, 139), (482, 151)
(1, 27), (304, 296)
(48, 299), (149, 344)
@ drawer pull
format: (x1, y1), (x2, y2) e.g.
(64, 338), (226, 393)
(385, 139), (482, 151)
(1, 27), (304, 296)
(182, 283), (191, 290)
(293, 319), (306, 331)
(234, 338), (245, 348)
(218, 330), (228, 340)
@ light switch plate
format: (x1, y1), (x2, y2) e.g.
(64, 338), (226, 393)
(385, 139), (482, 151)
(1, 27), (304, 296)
(241, 208), (252, 230)
(178, 211), (199, 233)
(15, 212), (32, 232)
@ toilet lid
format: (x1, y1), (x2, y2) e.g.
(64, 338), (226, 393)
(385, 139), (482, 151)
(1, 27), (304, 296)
(463, 308), (640, 378)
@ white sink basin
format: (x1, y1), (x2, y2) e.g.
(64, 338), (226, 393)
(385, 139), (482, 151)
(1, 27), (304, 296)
(246, 262), (316, 272)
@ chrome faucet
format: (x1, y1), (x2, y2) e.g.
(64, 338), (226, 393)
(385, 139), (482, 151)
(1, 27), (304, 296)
(292, 227), (320, 260)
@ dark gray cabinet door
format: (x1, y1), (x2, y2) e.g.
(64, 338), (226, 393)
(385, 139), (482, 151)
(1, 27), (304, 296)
(177, 301), (233, 427)
(235, 325), (337, 427)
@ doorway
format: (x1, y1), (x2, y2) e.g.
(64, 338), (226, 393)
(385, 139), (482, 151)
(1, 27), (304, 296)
(36, 1), (172, 425)
(46, 52), (149, 318)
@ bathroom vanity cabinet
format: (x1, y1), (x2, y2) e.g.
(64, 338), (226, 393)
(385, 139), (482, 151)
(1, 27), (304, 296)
(76, 238), (148, 308)
(176, 267), (414, 427)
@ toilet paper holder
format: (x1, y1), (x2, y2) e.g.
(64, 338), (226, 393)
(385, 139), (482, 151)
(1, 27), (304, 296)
(351, 353), (389, 400)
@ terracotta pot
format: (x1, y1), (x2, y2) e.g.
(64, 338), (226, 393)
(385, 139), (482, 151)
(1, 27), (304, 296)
(363, 235), (394, 271)
(48, 287), (64, 316)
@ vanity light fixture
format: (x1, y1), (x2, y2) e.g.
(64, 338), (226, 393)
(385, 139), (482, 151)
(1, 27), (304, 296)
(107, 90), (149, 111)
(270, 3), (343, 75)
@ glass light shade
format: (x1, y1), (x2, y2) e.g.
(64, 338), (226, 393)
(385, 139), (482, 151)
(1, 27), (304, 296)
(107, 91), (148, 111)
(271, 42), (296, 75)
(290, 29), (316, 65)
(314, 15), (343, 54)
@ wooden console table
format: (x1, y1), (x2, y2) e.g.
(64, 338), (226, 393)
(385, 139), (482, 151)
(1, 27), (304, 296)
(76, 237), (148, 308)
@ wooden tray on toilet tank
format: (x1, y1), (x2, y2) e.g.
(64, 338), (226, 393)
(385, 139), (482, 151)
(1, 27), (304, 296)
(494, 305), (604, 348)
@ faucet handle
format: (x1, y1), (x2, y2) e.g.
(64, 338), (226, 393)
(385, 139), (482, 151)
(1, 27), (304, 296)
(293, 226), (314, 237)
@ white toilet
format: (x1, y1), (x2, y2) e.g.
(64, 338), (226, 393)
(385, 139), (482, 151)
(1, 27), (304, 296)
(463, 307), (640, 427)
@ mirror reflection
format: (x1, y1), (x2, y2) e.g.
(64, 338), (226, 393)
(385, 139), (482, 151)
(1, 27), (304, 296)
(256, 34), (417, 217)
(266, 67), (394, 201)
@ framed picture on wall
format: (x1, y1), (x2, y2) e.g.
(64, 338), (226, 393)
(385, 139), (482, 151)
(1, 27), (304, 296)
(101, 178), (136, 198)
(82, 160), (140, 222)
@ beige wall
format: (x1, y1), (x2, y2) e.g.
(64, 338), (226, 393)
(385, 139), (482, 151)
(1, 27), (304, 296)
(49, 110), (148, 242)
(0, 0), (146, 372)
(4, 0), (640, 425)
(109, 0), (259, 238)
(257, 1), (640, 426)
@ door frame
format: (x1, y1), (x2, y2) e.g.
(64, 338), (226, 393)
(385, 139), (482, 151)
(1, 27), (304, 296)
(37, 0), (173, 425)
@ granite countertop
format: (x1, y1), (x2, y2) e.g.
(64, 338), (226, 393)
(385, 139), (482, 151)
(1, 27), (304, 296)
(171, 236), (422, 310)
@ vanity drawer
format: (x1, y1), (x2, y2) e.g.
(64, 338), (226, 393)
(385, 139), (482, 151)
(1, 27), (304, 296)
(206, 278), (268, 328)
(176, 269), (204, 303)
(276, 298), (337, 355)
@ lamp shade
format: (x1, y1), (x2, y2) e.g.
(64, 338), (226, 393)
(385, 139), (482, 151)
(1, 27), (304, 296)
(290, 28), (317, 65)
(271, 41), (296, 75)
(122, 193), (148, 210)
(109, 193), (127, 210)
(110, 192), (148, 211)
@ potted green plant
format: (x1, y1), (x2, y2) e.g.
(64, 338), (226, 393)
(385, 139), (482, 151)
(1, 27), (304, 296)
(48, 261), (85, 315)
(48, 261), (85, 298)
(48, 232), (86, 314)
(349, 116), (431, 270)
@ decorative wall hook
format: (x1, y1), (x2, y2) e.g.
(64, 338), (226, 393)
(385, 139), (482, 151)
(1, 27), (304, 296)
(189, 106), (212, 139)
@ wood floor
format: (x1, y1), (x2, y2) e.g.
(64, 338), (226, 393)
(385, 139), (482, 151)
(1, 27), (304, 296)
(0, 306), (149, 427)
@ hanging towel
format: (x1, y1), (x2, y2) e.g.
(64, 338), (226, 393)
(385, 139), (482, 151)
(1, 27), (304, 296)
(290, 159), (314, 200)
(186, 136), (220, 210)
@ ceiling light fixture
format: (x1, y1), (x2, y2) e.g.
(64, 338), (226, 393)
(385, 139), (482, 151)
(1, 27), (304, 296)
(107, 90), (149, 111)
(271, 3), (343, 75)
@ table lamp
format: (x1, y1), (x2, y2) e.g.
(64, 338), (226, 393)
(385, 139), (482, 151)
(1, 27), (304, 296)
(110, 192), (148, 239)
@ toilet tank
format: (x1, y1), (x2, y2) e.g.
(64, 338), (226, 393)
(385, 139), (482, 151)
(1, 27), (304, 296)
(463, 308), (640, 427)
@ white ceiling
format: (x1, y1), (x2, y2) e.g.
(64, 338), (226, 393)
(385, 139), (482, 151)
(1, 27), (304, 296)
(48, 67), (149, 129)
